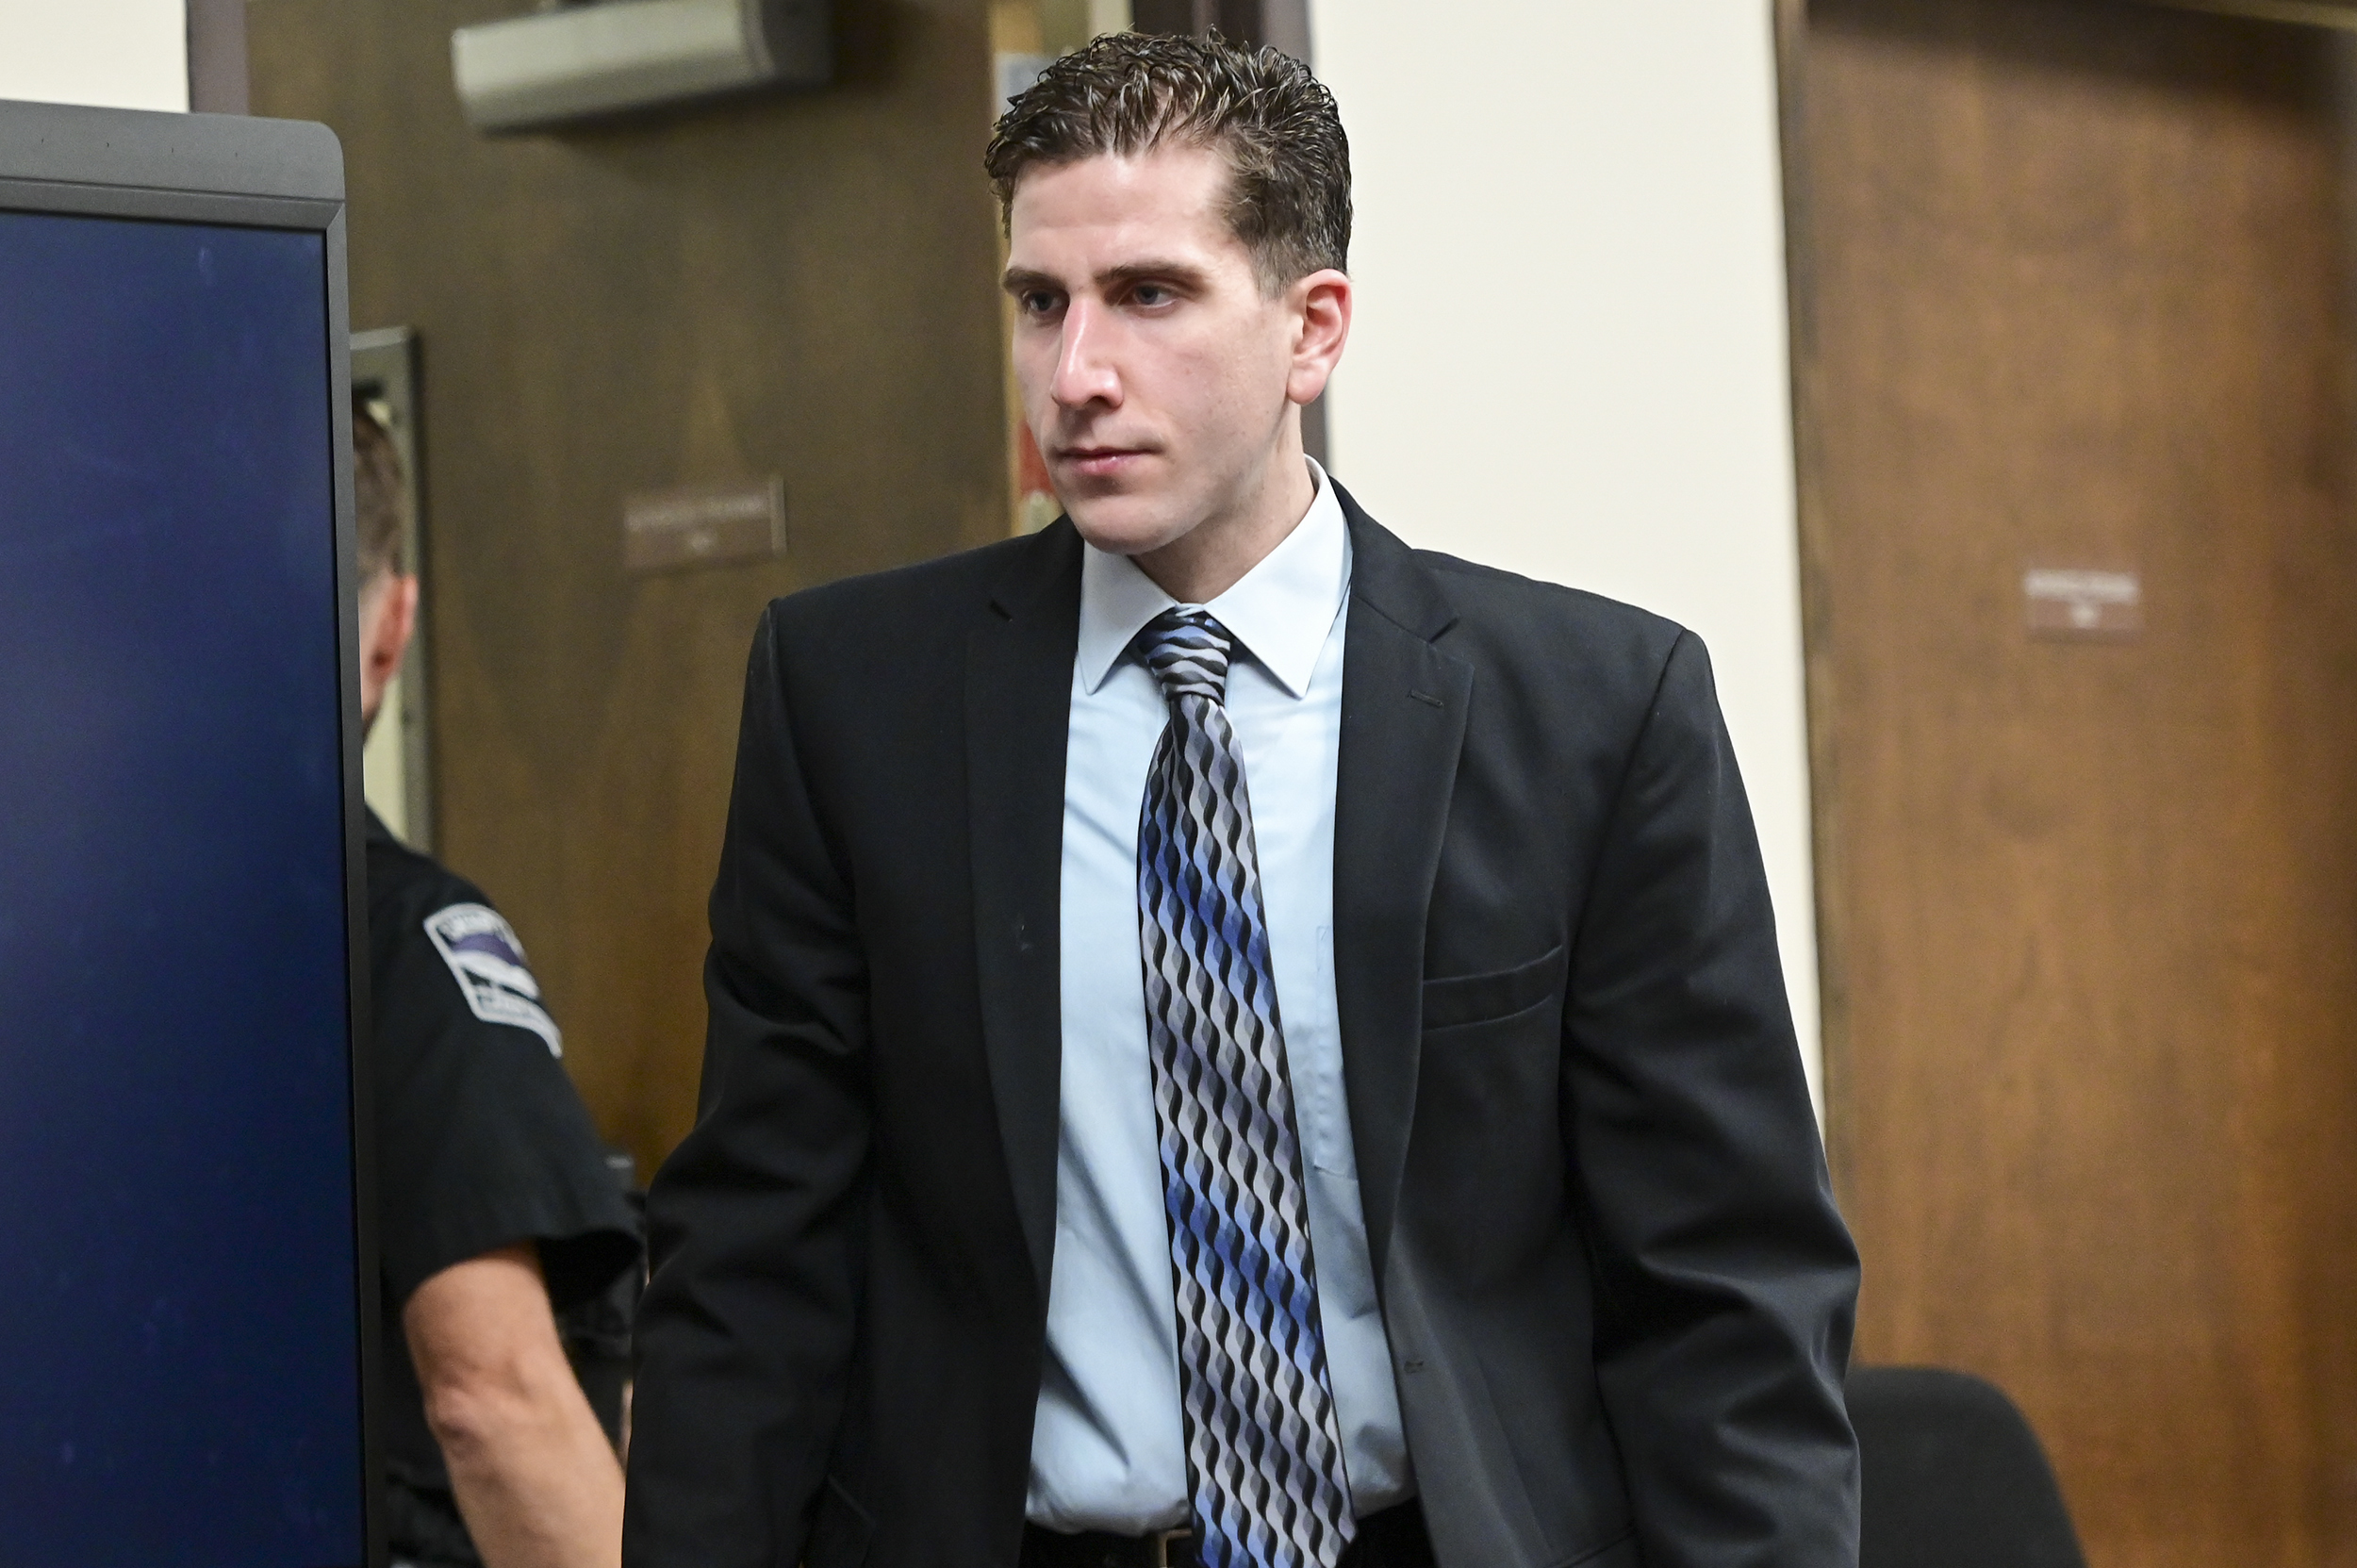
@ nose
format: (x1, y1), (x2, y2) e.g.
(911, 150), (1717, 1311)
(1049, 297), (1120, 412)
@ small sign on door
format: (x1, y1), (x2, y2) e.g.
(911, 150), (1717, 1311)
(2024, 566), (2142, 639)
(624, 476), (786, 574)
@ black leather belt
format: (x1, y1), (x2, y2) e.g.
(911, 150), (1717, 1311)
(1020, 1498), (1431, 1568)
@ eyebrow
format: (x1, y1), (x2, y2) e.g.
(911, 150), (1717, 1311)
(1000, 257), (1215, 294)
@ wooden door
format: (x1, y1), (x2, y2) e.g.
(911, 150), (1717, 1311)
(1787, 1), (2357, 1561)
(249, 0), (1015, 1179)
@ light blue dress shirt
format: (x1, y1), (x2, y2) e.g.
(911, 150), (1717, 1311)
(1027, 461), (1414, 1533)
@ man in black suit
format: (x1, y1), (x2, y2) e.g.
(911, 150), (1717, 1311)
(626, 31), (1858, 1568)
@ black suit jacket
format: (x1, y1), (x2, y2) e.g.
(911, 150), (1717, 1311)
(626, 490), (1860, 1568)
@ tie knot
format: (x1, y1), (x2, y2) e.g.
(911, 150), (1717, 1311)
(1139, 607), (1233, 704)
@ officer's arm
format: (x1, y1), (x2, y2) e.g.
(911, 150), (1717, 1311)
(404, 1243), (625, 1568)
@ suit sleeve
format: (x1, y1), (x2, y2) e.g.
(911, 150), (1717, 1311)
(625, 604), (870, 1568)
(1560, 629), (1860, 1567)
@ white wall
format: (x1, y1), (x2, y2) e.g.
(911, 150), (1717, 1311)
(0, 0), (187, 112)
(1308, 1), (1823, 1110)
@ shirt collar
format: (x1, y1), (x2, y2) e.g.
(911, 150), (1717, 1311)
(1076, 457), (1352, 698)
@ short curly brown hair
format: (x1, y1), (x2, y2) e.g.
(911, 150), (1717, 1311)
(353, 394), (405, 587)
(983, 31), (1351, 295)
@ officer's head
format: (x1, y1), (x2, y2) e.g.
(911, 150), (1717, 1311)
(986, 33), (1352, 569)
(354, 397), (419, 738)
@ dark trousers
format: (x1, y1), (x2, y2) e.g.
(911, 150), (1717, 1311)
(1019, 1498), (1435, 1568)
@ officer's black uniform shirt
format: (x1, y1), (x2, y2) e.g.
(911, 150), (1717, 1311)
(366, 809), (639, 1547)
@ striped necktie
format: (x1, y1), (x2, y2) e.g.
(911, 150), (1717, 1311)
(1134, 606), (1357, 1568)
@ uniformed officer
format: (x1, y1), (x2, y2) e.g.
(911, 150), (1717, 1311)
(353, 400), (641, 1568)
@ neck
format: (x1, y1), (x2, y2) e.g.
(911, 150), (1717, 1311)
(1132, 421), (1314, 604)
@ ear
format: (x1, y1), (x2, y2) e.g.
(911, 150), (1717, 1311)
(358, 572), (420, 731)
(1286, 267), (1353, 407)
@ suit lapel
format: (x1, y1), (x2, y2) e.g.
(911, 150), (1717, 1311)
(962, 501), (1461, 1304)
(967, 521), (1083, 1304)
(1331, 488), (1471, 1292)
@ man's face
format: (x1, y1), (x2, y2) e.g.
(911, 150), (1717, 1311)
(1003, 145), (1307, 558)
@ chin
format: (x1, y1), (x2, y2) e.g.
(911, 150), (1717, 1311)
(1063, 494), (1196, 559)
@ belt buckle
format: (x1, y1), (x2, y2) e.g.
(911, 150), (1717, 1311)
(1151, 1526), (1195, 1568)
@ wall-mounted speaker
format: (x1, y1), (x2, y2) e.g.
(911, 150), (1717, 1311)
(452, 0), (829, 134)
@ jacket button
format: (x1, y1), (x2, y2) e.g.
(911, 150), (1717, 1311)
(1402, 1357), (1426, 1374)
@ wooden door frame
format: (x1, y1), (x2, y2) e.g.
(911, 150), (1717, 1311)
(1132, 0), (1311, 52)
(189, 0), (249, 114)
(1771, 0), (1859, 1196)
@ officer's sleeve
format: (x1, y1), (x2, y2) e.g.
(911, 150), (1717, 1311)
(373, 895), (639, 1313)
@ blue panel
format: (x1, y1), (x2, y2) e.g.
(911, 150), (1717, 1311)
(0, 210), (363, 1568)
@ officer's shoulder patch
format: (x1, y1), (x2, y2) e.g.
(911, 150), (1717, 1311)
(421, 901), (563, 1057)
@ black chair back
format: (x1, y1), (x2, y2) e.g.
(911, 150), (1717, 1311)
(1849, 1365), (2085, 1568)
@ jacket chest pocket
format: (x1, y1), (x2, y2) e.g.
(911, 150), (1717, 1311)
(1421, 944), (1565, 1032)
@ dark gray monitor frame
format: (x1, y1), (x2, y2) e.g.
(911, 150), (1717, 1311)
(0, 96), (381, 1568)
